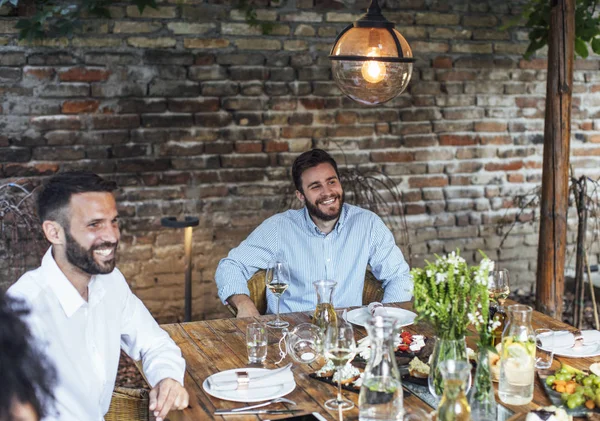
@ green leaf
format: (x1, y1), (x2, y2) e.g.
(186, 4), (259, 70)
(592, 37), (600, 55)
(575, 37), (589, 58)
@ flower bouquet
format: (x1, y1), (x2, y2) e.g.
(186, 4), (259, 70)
(411, 250), (493, 398)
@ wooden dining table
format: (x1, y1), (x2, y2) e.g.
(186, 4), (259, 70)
(160, 301), (600, 421)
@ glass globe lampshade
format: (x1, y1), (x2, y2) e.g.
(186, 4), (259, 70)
(329, 0), (415, 106)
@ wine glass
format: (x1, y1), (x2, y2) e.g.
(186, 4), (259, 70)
(265, 261), (290, 328)
(323, 320), (356, 411)
(489, 269), (510, 308)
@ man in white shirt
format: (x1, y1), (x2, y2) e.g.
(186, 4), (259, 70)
(8, 171), (189, 421)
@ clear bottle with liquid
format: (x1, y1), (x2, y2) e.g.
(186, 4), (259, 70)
(436, 360), (472, 421)
(312, 280), (337, 331)
(498, 304), (535, 405)
(358, 316), (403, 421)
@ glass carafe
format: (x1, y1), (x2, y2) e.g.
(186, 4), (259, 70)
(498, 304), (535, 405)
(436, 360), (472, 421)
(313, 280), (337, 331)
(358, 316), (402, 421)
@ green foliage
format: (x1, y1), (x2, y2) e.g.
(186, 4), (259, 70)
(0, 0), (157, 40)
(411, 250), (493, 341)
(519, 0), (600, 59)
(235, 0), (276, 35)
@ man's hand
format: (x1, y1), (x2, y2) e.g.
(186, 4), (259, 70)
(228, 294), (260, 318)
(149, 378), (189, 421)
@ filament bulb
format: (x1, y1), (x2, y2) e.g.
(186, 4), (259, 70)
(361, 47), (386, 84)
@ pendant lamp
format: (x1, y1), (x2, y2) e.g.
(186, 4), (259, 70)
(329, 0), (415, 106)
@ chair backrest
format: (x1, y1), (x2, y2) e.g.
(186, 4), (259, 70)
(228, 269), (385, 316)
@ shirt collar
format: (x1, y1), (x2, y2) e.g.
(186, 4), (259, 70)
(41, 247), (105, 317)
(302, 204), (348, 236)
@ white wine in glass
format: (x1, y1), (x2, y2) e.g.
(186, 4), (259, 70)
(489, 268), (510, 346)
(323, 321), (356, 411)
(265, 261), (290, 328)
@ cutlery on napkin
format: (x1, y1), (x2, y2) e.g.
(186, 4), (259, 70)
(368, 302), (388, 317)
(207, 363), (294, 391)
(539, 330), (600, 349)
(213, 409), (302, 415)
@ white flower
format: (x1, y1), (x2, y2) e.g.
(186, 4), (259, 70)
(435, 272), (446, 284)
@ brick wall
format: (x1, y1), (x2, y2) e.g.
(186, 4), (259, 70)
(1, 0), (599, 322)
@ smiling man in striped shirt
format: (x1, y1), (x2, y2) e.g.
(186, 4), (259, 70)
(215, 149), (413, 318)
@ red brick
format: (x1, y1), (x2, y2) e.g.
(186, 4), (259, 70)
(409, 176), (448, 188)
(31, 116), (82, 131)
(439, 134), (478, 146)
(194, 54), (215, 65)
(516, 97), (544, 108)
(450, 175), (470, 185)
(3, 163), (59, 177)
(573, 147), (600, 156)
(479, 135), (512, 145)
(62, 100), (100, 114)
(168, 98), (219, 113)
(474, 122), (507, 132)
(579, 121), (593, 130)
(327, 126), (373, 137)
(264, 140), (288, 153)
(282, 126), (326, 138)
(432, 56), (452, 68)
(485, 161), (523, 171)
(90, 115), (140, 130)
(299, 98), (325, 110)
(269, 98), (297, 111)
(405, 203), (426, 214)
(524, 160), (543, 169)
(59, 67), (110, 82)
(24, 67), (55, 80)
(518, 58), (547, 69)
(591, 85), (600, 93)
(507, 173), (524, 183)
(235, 141), (263, 154)
(335, 111), (358, 125)
(370, 151), (414, 162)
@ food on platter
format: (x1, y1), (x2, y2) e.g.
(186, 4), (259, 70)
(315, 359), (361, 385)
(544, 362), (600, 410)
(408, 357), (430, 378)
(525, 406), (572, 421)
(357, 331), (426, 360)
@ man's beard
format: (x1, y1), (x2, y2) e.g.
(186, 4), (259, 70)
(64, 230), (117, 275)
(305, 192), (345, 222)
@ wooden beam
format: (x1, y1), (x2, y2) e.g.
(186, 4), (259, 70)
(535, 0), (575, 319)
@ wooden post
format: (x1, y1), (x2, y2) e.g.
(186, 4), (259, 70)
(535, 0), (575, 319)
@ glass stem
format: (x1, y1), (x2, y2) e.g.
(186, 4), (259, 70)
(337, 365), (343, 403)
(276, 295), (281, 322)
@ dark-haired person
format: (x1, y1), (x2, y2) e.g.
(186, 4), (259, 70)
(8, 171), (188, 421)
(215, 149), (412, 318)
(0, 292), (56, 421)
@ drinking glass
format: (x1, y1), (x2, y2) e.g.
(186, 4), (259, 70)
(489, 269), (510, 307)
(265, 261), (290, 328)
(246, 322), (267, 364)
(535, 328), (554, 369)
(323, 320), (356, 411)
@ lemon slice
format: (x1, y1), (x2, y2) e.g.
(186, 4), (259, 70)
(507, 343), (529, 359)
(590, 362), (600, 376)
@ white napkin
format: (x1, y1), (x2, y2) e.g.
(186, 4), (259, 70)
(368, 302), (388, 317)
(209, 363), (294, 391)
(540, 330), (600, 349)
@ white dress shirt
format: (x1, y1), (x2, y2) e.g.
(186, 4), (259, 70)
(8, 247), (186, 421)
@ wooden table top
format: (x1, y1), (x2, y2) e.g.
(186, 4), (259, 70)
(161, 302), (600, 421)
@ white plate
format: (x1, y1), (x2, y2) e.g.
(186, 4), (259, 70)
(346, 307), (417, 328)
(540, 342), (600, 358)
(202, 368), (296, 403)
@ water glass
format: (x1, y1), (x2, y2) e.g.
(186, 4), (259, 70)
(535, 328), (554, 369)
(247, 323), (268, 364)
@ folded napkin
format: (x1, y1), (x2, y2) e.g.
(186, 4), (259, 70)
(368, 302), (388, 317)
(539, 330), (600, 349)
(208, 363), (294, 391)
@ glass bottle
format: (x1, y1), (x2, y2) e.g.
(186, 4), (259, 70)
(436, 360), (472, 421)
(358, 316), (403, 421)
(498, 304), (535, 405)
(313, 280), (337, 331)
(428, 336), (470, 398)
(467, 348), (497, 421)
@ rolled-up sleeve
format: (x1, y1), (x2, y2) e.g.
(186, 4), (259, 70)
(120, 287), (185, 388)
(368, 216), (413, 303)
(215, 216), (280, 304)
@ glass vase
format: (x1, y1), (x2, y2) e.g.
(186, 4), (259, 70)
(437, 360), (472, 421)
(428, 336), (469, 398)
(467, 348), (497, 421)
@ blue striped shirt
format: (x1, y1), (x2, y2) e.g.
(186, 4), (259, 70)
(215, 203), (413, 314)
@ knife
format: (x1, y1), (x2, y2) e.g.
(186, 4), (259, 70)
(214, 409), (303, 415)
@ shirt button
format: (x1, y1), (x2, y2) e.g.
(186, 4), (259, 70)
(327, 258), (331, 262)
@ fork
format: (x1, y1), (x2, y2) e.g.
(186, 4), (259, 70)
(214, 397), (297, 413)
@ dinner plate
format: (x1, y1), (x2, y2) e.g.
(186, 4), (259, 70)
(202, 368), (296, 403)
(540, 342), (600, 358)
(346, 307), (417, 328)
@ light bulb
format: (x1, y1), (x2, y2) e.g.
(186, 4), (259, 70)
(361, 47), (386, 84)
